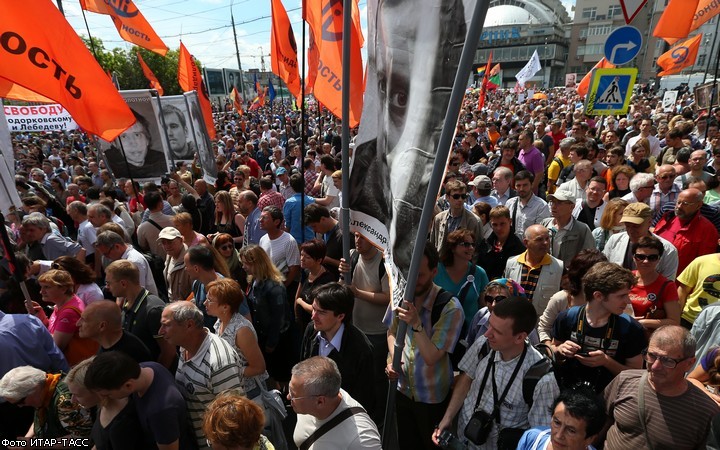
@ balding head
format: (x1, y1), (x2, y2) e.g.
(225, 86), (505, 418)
(77, 300), (122, 340)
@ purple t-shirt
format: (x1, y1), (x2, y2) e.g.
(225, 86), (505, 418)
(518, 146), (544, 176)
(701, 347), (720, 371)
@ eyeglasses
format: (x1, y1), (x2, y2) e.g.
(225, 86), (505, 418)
(657, 175), (674, 180)
(676, 200), (698, 207)
(457, 241), (475, 248)
(219, 244), (233, 251)
(450, 193), (468, 200)
(485, 295), (507, 304)
(633, 253), (660, 262)
(641, 349), (687, 369)
(287, 392), (321, 402)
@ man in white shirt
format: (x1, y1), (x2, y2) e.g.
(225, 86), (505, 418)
(291, 356), (382, 450)
(625, 118), (661, 157)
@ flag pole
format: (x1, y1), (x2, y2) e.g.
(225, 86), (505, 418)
(300, 15), (307, 245)
(231, 10), (246, 99)
(340, 0), (353, 283)
(703, 18), (720, 85)
(704, 43), (720, 143)
(80, 7), (99, 60)
(382, 0), (491, 446)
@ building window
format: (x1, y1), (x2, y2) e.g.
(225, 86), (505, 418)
(698, 54), (706, 67)
(608, 4), (622, 18)
(582, 7), (597, 19)
(580, 29), (588, 39)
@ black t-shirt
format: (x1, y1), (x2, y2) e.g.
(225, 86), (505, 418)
(577, 202), (600, 231)
(135, 362), (195, 449)
(121, 290), (166, 361)
(101, 331), (153, 364)
(91, 397), (154, 450)
(552, 305), (646, 392)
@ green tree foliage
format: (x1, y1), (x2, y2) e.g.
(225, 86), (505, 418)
(81, 36), (202, 95)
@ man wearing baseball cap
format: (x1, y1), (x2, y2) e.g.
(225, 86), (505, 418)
(157, 227), (192, 302)
(541, 191), (594, 267)
(468, 175), (498, 208)
(602, 202), (679, 280)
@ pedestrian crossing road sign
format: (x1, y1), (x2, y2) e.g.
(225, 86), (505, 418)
(585, 68), (637, 115)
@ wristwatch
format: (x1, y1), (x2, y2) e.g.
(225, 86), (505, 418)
(412, 322), (424, 333)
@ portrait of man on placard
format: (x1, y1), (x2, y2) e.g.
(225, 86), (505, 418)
(185, 93), (217, 182)
(102, 108), (168, 179)
(161, 103), (195, 161)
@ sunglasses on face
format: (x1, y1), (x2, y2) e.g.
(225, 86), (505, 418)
(633, 253), (660, 262)
(457, 241), (475, 248)
(219, 244), (233, 251)
(450, 193), (468, 200)
(485, 295), (507, 304)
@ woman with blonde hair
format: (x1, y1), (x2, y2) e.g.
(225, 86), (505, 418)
(238, 245), (294, 387)
(65, 357), (147, 449)
(592, 197), (629, 251)
(627, 137), (656, 174)
(212, 233), (245, 286)
(50, 256), (103, 306)
(212, 190), (244, 247)
(172, 211), (208, 247)
(32, 269), (98, 365)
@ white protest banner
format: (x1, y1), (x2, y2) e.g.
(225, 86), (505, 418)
(0, 101), (21, 214)
(3, 104), (77, 133)
(515, 50), (542, 87)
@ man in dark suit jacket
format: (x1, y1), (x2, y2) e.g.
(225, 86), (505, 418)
(300, 283), (375, 417)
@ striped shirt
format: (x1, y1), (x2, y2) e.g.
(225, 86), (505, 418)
(176, 330), (243, 450)
(259, 231), (301, 276)
(383, 284), (464, 404)
(517, 252), (552, 302)
(604, 370), (720, 450)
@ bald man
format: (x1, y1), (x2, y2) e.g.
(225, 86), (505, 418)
(655, 188), (719, 274)
(77, 301), (152, 363)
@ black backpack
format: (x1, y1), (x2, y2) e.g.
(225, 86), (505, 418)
(142, 219), (169, 302)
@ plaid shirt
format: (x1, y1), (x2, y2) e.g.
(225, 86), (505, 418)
(257, 189), (285, 211)
(304, 170), (319, 196)
(384, 285), (464, 404)
(457, 337), (559, 449)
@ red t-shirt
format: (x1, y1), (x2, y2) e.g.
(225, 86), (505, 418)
(629, 273), (678, 317)
(48, 295), (85, 335)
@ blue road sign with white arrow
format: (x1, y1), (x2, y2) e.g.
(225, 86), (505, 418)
(604, 26), (642, 66)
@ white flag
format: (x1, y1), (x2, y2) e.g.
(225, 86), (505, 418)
(515, 50), (542, 87)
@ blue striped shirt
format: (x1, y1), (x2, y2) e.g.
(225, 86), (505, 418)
(384, 285), (464, 404)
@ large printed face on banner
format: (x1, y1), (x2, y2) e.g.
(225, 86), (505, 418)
(100, 90), (170, 181)
(185, 92), (217, 183)
(349, 0), (470, 306)
(205, 69), (227, 96)
(159, 98), (194, 161)
(223, 69), (242, 95)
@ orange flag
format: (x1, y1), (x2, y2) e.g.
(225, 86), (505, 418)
(231, 87), (244, 114)
(657, 34), (703, 76)
(577, 58), (615, 97)
(654, 0), (701, 40)
(305, 30), (320, 95)
(271, 0), (302, 106)
(178, 42), (216, 139)
(80, 0), (168, 56)
(0, 77), (54, 103)
(303, 0), (364, 126)
(136, 51), (164, 96)
(665, 0), (720, 44)
(1, 0), (135, 141)
(477, 52), (493, 111)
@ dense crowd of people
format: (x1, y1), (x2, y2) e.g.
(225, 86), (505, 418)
(2, 84), (720, 450)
